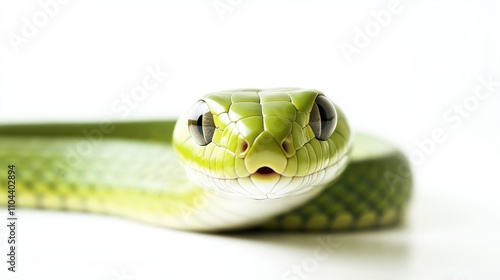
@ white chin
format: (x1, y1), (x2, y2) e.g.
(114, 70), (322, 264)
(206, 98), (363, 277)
(185, 155), (347, 199)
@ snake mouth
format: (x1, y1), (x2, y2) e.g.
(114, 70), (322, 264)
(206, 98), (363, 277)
(185, 154), (349, 200)
(255, 167), (277, 176)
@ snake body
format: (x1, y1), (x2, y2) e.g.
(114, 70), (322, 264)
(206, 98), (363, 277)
(0, 88), (411, 231)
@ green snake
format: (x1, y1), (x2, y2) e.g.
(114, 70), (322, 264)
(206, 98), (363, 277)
(0, 88), (412, 232)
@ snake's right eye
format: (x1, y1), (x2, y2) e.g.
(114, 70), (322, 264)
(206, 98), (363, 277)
(188, 101), (215, 146)
(309, 95), (337, 141)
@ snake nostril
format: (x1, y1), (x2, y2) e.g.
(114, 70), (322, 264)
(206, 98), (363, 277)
(241, 140), (248, 153)
(256, 167), (275, 175)
(282, 140), (290, 153)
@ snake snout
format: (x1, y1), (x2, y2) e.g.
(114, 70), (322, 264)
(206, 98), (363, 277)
(256, 167), (276, 176)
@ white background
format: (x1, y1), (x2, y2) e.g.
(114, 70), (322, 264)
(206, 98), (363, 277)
(1, 0), (500, 279)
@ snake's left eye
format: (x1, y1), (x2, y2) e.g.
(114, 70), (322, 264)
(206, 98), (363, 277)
(309, 95), (337, 141)
(188, 101), (215, 146)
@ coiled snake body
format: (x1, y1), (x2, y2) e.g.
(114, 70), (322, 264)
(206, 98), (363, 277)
(0, 88), (412, 232)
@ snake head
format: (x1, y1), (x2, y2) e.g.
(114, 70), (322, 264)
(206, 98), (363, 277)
(173, 88), (351, 199)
